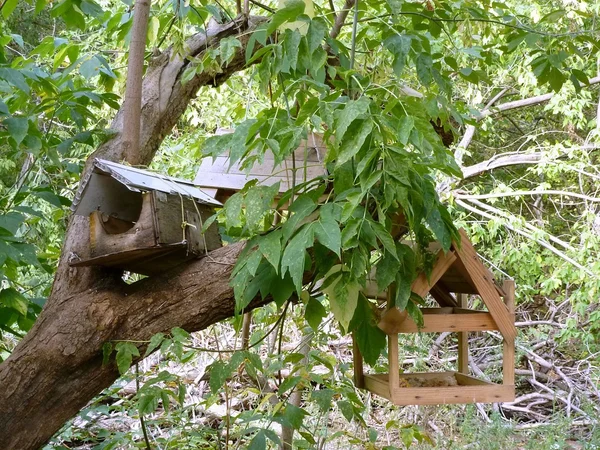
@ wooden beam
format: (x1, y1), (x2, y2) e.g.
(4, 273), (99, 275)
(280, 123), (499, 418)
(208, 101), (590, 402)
(352, 333), (365, 388)
(382, 310), (498, 334)
(430, 283), (458, 307)
(502, 279), (516, 386)
(388, 333), (399, 399)
(453, 229), (516, 341)
(457, 293), (469, 374)
(411, 250), (457, 297)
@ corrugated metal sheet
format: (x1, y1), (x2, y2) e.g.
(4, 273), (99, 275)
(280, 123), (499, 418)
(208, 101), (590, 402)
(72, 159), (220, 219)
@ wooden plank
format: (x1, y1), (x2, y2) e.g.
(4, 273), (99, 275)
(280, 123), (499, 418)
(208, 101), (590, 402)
(352, 333), (365, 389)
(430, 284), (458, 307)
(411, 250), (457, 297)
(390, 384), (515, 405)
(90, 193), (157, 258)
(388, 333), (399, 400)
(363, 374), (393, 401)
(457, 293), (469, 375)
(194, 134), (328, 193)
(381, 310), (498, 334)
(453, 229), (516, 341)
(502, 279), (516, 386)
(362, 372), (515, 405)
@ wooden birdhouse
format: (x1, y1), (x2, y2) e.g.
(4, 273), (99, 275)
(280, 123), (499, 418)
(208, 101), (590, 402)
(70, 159), (222, 276)
(194, 132), (328, 204)
(355, 229), (516, 405)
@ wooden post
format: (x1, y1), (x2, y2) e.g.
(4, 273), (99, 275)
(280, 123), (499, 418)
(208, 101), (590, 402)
(352, 333), (365, 388)
(388, 333), (399, 400)
(457, 293), (469, 374)
(502, 279), (516, 385)
(122, 0), (151, 164)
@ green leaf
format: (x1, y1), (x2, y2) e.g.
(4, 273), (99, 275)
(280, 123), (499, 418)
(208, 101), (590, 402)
(259, 229), (282, 272)
(115, 342), (140, 375)
(4, 117), (29, 145)
(282, 403), (307, 429)
(1, 0), (18, 18)
(336, 119), (373, 168)
(220, 37), (242, 66)
(0, 212), (25, 234)
(145, 333), (165, 357)
(282, 194), (317, 241)
(248, 430), (266, 450)
(416, 53), (433, 85)
(224, 192), (244, 228)
(323, 266), (359, 331)
(209, 360), (230, 394)
(138, 391), (159, 415)
(376, 250), (400, 293)
(283, 29), (302, 71)
(334, 97), (370, 145)
(349, 295), (386, 365)
(102, 342), (113, 366)
(384, 34), (411, 76)
(370, 221), (398, 259)
(398, 116), (414, 145)
(80, 56), (102, 79)
(281, 224), (314, 293)
(311, 389), (334, 412)
(0, 68), (29, 94)
(337, 400), (354, 422)
(305, 296), (326, 330)
(267, 0), (305, 35)
(314, 218), (341, 257)
(0, 288), (28, 316)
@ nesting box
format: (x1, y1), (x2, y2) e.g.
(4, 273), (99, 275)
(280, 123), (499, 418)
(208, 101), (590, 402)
(355, 229), (516, 405)
(194, 132), (328, 203)
(70, 159), (222, 275)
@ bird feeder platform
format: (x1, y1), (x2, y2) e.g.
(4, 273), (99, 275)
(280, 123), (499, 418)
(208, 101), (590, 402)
(354, 229), (516, 405)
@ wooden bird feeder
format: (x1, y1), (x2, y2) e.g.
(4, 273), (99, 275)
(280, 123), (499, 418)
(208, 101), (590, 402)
(354, 229), (516, 405)
(70, 159), (222, 276)
(194, 132), (327, 204)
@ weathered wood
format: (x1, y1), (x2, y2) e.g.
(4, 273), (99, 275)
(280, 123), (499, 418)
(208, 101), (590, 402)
(453, 229), (516, 341)
(195, 133), (328, 193)
(502, 279), (516, 386)
(77, 191), (221, 275)
(457, 293), (469, 374)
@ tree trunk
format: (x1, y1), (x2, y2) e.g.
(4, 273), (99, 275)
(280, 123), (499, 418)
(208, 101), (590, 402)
(0, 15), (267, 450)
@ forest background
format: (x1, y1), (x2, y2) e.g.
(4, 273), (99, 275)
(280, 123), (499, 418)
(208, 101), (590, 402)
(0, 0), (600, 448)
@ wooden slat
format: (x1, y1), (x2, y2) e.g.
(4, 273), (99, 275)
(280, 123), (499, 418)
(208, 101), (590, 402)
(386, 310), (498, 334)
(453, 229), (516, 342)
(363, 374), (393, 401)
(352, 333), (365, 389)
(361, 371), (515, 405)
(411, 250), (457, 297)
(457, 293), (469, 375)
(430, 284), (458, 307)
(388, 333), (399, 400)
(502, 279), (516, 386)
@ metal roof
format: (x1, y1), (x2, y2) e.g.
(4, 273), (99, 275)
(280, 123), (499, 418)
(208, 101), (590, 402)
(72, 159), (220, 218)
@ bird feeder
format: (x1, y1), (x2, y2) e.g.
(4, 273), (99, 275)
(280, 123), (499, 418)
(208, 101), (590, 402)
(70, 159), (222, 276)
(354, 229), (516, 405)
(194, 132), (327, 204)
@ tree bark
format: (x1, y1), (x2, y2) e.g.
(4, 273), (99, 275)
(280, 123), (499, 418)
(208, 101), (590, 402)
(0, 15), (267, 450)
